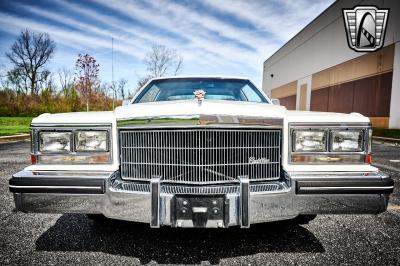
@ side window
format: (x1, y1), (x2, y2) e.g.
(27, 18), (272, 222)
(138, 85), (160, 103)
(241, 85), (263, 102)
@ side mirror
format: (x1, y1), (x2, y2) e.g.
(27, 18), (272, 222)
(271, 98), (280, 105)
(122, 99), (131, 106)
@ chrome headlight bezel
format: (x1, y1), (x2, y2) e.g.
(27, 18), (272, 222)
(289, 123), (370, 164)
(31, 124), (112, 164)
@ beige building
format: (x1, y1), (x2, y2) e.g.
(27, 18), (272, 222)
(262, 0), (400, 128)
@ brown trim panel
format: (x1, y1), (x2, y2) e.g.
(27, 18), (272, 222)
(312, 44), (394, 91)
(279, 95), (296, 110)
(310, 71), (392, 125)
(270, 81), (297, 99)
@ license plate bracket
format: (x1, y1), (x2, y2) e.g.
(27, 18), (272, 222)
(171, 195), (228, 228)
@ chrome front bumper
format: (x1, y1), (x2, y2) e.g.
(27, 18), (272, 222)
(10, 170), (394, 228)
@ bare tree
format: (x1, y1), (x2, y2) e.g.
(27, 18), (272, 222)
(6, 30), (56, 94)
(37, 70), (55, 93)
(144, 45), (183, 78)
(74, 54), (100, 111)
(118, 78), (128, 99)
(134, 75), (153, 95)
(137, 75), (151, 88)
(58, 68), (73, 92)
(98, 82), (109, 95)
(6, 67), (27, 93)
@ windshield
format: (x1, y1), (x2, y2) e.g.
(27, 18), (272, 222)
(134, 78), (269, 104)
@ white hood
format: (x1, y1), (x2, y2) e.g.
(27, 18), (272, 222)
(115, 100), (286, 120)
(31, 100), (369, 125)
(115, 100), (369, 124)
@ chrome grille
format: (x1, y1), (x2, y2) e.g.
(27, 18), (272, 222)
(111, 181), (287, 194)
(119, 128), (281, 184)
(161, 183), (283, 194)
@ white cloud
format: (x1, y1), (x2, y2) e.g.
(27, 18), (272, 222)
(14, 4), (148, 58)
(0, 0), (334, 87)
(54, 0), (247, 67)
(83, 0), (281, 83)
(0, 12), (142, 59)
(200, 0), (334, 42)
(52, 0), (178, 51)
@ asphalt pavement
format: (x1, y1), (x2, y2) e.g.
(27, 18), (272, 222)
(0, 140), (399, 265)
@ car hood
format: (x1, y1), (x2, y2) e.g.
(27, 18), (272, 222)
(115, 100), (286, 121)
(31, 111), (115, 124)
(31, 100), (370, 125)
(115, 100), (369, 124)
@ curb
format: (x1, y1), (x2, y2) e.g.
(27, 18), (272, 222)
(0, 134), (30, 143)
(372, 136), (400, 144)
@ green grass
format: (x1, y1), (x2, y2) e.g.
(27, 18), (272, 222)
(373, 128), (400, 139)
(0, 117), (32, 136)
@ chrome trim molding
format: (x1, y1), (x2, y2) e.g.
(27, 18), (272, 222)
(31, 123), (113, 128)
(13, 170), (115, 178)
(298, 186), (394, 191)
(112, 180), (288, 194)
(9, 185), (103, 189)
(239, 176), (250, 228)
(117, 114), (283, 128)
(10, 170), (107, 194)
(289, 171), (389, 179)
(288, 122), (371, 128)
(289, 123), (371, 164)
(119, 128), (281, 184)
(294, 171), (394, 194)
(30, 124), (113, 164)
(150, 176), (161, 228)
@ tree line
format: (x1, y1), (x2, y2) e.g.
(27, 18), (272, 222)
(0, 30), (183, 116)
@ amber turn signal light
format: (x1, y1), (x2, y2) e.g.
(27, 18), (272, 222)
(366, 153), (372, 164)
(31, 154), (38, 165)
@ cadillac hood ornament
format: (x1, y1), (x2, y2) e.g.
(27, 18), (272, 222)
(194, 89), (206, 104)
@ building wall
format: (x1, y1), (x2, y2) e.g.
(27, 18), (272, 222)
(270, 81), (297, 110)
(263, 0), (400, 128)
(390, 42), (400, 128)
(296, 76), (312, 111)
(310, 71), (392, 127)
(309, 45), (394, 127)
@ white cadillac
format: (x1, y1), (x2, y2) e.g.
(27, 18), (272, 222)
(10, 76), (394, 228)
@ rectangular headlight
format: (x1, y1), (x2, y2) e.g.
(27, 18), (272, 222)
(76, 130), (108, 151)
(331, 130), (363, 152)
(293, 130), (326, 152)
(39, 132), (71, 153)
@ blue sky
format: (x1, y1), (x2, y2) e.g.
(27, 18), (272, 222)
(0, 0), (334, 93)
